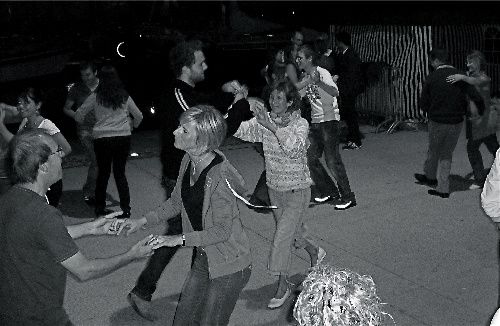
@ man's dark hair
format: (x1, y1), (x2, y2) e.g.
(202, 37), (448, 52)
(169, 40), (204, 78)
(8, 129), (52, 184)
(336, 31), (351, 46)
(79, 60), (97, 73)
(428, 47), (449, 64)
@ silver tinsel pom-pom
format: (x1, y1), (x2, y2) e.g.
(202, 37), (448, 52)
(293, 264), (394, 326)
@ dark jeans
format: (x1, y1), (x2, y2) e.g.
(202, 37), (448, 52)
(310, 162), (340, 199)
(131, 214), (182, 301)
(308, 121), (354, 201)
(340, 94), (362, 146)
(47, 179), (63, 208)
(93, 136), (131, 214)
(424, 121), (462, 194)
(467, 134), (499, 185)
(173, 248), (251, 326)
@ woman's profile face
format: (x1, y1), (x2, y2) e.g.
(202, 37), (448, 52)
(466, 57), (480, 73)
(173, 120), (199, 153)
(17, 97), (40, 118)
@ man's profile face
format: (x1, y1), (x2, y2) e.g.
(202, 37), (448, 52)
(188, 50), (208, 84)
(80, 68), (98, 87)
(292, 32), (304, 48)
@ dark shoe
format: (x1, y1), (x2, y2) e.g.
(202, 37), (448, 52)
(84, 196), (96, 206)
(115, 211), (131, 219)
(95, 208), (114, 217)
(127, 292), (157, 321)
(428, 189), (449, 198)
(334, 199), (357, 210)
(414, 173), (437, 187)
(342, 141), (362, 150)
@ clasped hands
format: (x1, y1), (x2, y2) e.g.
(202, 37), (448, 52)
(94, 214), (184, 249)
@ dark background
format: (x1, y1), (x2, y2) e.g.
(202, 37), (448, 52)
(1, 1), (500, 137)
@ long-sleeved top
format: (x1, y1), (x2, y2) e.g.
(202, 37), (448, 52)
(420, 65), (484, 124)
(481, 148), (500, 222)
(234, 111), (312, 192)
(157, 79), (252, 179)
(145, 150), (251, 279)
(75, 94), (143, 139)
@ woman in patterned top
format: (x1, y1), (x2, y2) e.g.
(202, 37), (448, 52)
(234, 80), (326, 309)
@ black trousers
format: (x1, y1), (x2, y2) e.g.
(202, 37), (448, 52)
(467, 134), (499, 185)
(131, 213), (182, 301)
(340, 95), (362, 146)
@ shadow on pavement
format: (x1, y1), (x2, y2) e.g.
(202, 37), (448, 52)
(109, 294), (178, 326)
(59, 189), (120, 219)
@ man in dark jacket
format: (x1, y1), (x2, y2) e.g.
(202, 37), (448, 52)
(335, 31), (364, 150)
(415, 47), (485, 198)
(129, 39), (252, 321)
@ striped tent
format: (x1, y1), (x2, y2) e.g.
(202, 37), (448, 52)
(330, 24), (500, 126)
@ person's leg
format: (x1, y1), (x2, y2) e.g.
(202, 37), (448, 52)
(423, 121), (443, 181)
(199, 265), (252, 325)
(172, 249), (210, 326)
(321, 121), (355, 201)
(268, 188), (306, 299)
(307, 124), (339, 200)
(435, 122), (462, 194)
(341, 95), (362, 146)
(467, 137), (486, 185)
(131, 214), (182, 300)
(485, 134), (500, 157)
(289, 187), (324, 266)
(78, 129), (98, 200)
(111, 136), (131, 215)
(93, 138), (113, 214)
(0, 177), (11, 196)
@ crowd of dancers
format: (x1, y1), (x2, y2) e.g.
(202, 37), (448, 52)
(2, 28), (500, 326)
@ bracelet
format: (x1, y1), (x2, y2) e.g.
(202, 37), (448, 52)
(181, 234), (186, 247)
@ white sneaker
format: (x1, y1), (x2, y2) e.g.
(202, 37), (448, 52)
(468, 183), (482, 190)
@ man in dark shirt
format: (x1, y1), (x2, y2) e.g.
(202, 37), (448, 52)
(335, 31), (365, 150)
(0, 130), (154, 326)
(129, 39), (252, 321)
(62, 61), (100, 205)
(415, 47), (485, 198)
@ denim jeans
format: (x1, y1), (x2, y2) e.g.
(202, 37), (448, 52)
(173, 248), (251, 326)
(424, 121), (463, 193)
(308, 120), (354, 201)
(78, 129), (98, 198)
(467, 134), (499, 185)
(93, 136), (131, 213)
(131, 214), (182, 301)
(267, 187), (316, 275)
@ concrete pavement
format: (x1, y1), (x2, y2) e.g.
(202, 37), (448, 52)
(59, 125), (499, 325)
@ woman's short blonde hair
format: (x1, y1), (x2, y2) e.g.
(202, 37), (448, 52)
(179, 105), (227, 154)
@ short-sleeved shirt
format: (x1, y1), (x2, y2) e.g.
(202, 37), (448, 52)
(299, 66), (340, 123)
(18, 118), (60, 136)
(67, 82), (96, 129)
(0, 186), (79, 325)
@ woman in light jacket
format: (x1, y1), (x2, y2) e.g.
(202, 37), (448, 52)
(121, 105), (251, 326)
(75, 65), (143, 218)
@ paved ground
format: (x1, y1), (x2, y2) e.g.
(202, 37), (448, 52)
(58, 124), (499, 326)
